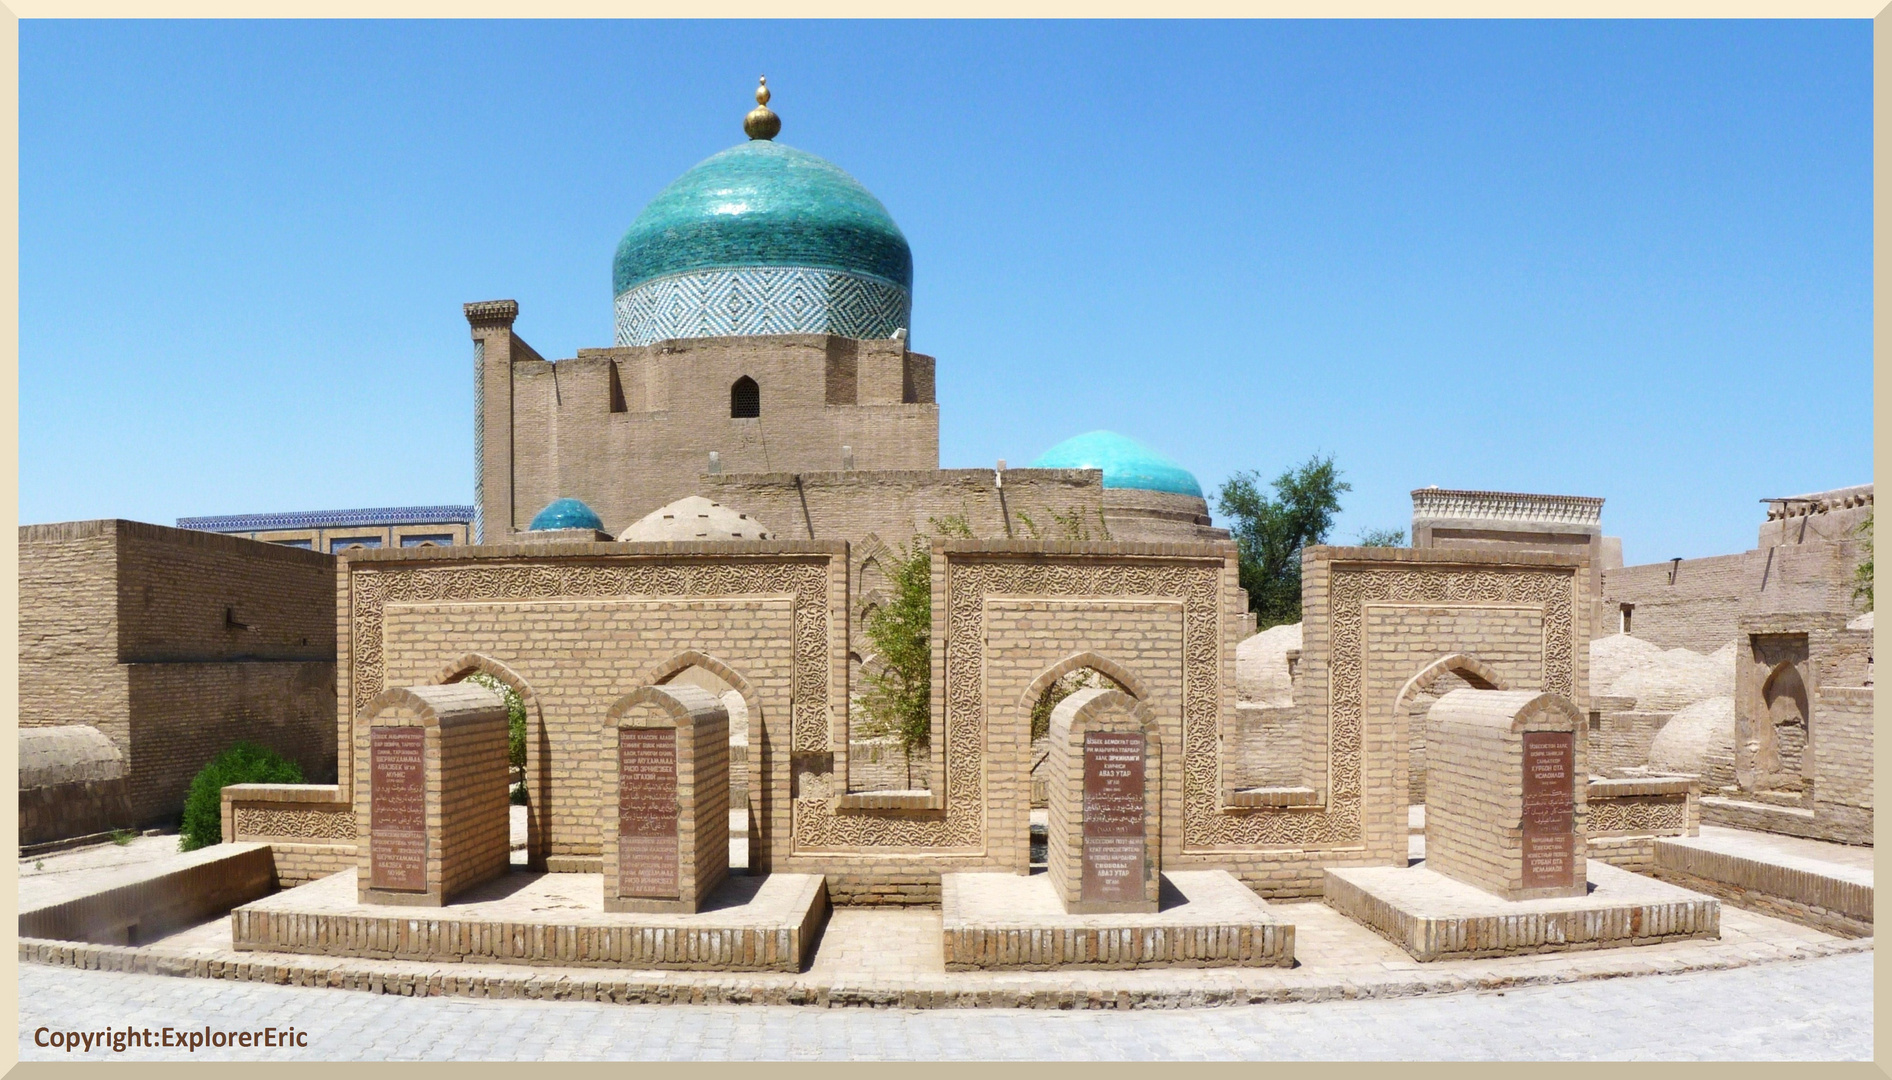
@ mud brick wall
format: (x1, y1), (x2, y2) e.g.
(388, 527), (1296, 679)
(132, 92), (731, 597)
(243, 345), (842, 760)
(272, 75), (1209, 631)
(473, 319), (940, 542)
(20, 519), (338, 831)
(20, 522), (127, 741)
(1812, 685), (1873, 844)
(1603, 540), (1865, 655)
(125, 661), (337, 824)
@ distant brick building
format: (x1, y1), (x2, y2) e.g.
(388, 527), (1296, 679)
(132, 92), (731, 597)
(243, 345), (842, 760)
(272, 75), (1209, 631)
(177, 505), (473, 555)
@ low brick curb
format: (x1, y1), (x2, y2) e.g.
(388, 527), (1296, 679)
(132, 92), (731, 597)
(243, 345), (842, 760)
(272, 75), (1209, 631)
(19, 933), (1872, 1011)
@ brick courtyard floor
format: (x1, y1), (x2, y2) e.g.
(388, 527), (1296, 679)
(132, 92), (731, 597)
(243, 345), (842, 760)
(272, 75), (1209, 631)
(16, 950), (1872, 1060)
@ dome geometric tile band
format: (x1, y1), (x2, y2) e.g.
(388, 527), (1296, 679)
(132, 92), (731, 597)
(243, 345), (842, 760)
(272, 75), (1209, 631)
(614, 266), (910, 347)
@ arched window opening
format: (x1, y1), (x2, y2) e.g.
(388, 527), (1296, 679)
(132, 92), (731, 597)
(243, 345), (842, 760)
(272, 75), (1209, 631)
(731, 376), (760, 418)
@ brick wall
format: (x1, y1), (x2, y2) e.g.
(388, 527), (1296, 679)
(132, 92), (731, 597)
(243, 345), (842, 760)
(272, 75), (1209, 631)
(378, 594), (797, 869)
(20, 520), (339, 832)
(478, 320), (945, 541)
(1812, 685), (1872, 843)
(603, 685), (730, 912)
(978, 598), (1186, 877)
(1603, 540), (1865, 654)
(354, 688), (511, 905)
(1044, 688), (1161, 913)
(126, 661), (337, 824)
(436, 703), (512, 901)
(1361, 604), (1551, 807)
(114, 519), (335, 663)
(21, 523), (128, 743)
(702, 468), (1107, 546)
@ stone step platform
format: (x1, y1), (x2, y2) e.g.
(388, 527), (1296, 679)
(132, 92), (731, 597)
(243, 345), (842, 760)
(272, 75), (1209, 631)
(230, 868), (827, 972)
(940, 870), (1294, 970)
(1652, 827), (1872, 937)
(1324, 859), (1719, 962)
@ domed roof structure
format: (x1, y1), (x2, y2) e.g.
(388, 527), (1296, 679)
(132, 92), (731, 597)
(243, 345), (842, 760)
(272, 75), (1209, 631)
(528, 497), (604, 532)
(1029, 431), (1204, 498)
(612, 79), (912, 348)
(617, 496), (774, 542)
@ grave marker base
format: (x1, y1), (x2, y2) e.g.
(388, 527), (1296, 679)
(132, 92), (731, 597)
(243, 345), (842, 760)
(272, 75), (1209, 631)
(1323, 859), (1719, 962)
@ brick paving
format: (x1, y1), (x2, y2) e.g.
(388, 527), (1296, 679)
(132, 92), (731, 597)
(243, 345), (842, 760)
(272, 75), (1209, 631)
(16, 950), (1871, 1060)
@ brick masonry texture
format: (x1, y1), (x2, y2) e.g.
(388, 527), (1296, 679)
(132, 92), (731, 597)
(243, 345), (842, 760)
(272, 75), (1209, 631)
(1652, 837), (1871, 938)
(473, 322), (939, 542)
(603, 684), (730, 913)
(19, 519), (339, 831)
(207, 540), (1606, 910)
(1424, 690), (1588, 901)
(939, 871), (1293, 970)
(354, 685), (511, 907)
(231, 869), (828, 973)
(1602, 542), (1865, 654)
(1044, 688), (1161, 913)
(1322, 860), (1719, 963)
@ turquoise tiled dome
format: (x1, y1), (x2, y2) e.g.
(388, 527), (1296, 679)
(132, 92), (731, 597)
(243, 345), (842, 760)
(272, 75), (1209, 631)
(528, 498), (604, 532)
(614, 141), (911, 295)
(1029, 431), (1205, 498)
(611, 140), (913, 347)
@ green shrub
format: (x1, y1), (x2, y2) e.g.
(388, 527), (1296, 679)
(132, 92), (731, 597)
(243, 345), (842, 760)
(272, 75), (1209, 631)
(465, 672), (528, 774)
(179, 743), (303, 851)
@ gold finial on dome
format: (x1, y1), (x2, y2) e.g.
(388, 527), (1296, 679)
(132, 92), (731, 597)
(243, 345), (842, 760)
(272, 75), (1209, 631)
(743, 76), (781, 141)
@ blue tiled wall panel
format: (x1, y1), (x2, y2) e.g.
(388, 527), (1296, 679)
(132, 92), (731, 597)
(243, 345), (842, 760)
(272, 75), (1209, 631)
(614, 267), (909, 348)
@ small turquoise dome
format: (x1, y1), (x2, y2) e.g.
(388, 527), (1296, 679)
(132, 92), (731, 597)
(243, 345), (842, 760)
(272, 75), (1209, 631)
(528, 498), (604, 532)
(612, 140), (914, 347)
(1029, 431), (1204, 498)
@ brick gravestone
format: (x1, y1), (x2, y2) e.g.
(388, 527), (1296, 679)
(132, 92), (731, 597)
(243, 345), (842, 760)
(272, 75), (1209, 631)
(1425, 689), (1588, 900)
(1044, 687), (1160, 914)
(355, 683), (512, 906)
(602, 683), (730, 913)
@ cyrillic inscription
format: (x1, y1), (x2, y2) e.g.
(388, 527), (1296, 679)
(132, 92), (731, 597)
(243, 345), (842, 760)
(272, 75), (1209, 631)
(1521, 730), (1575, 889)
(617, 727), (679, 898)
(370, 726), (427, 891)
(1081, 730), (1146, 904)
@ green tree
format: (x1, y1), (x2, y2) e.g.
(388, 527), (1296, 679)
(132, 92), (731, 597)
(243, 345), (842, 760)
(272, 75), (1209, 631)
(466, 672), (529, 803)
(1215, 454), (1351, 630)
(1357, 527), (1406, 547)
(1854, 511), (1873, 612)
(856, 538), (935, 752)
(179, 743), (303, 851)
(855, 516), (971, 754)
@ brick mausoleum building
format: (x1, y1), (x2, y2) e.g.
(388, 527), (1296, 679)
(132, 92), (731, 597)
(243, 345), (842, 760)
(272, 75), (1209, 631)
(18, 81), (1872, 981)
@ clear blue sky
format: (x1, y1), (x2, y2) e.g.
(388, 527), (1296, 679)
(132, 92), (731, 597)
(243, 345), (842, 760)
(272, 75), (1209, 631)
(21, 20), (1871, 565)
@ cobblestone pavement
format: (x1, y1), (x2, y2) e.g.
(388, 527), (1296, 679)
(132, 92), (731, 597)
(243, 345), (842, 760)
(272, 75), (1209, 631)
(18, 951), (1871, 1060)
